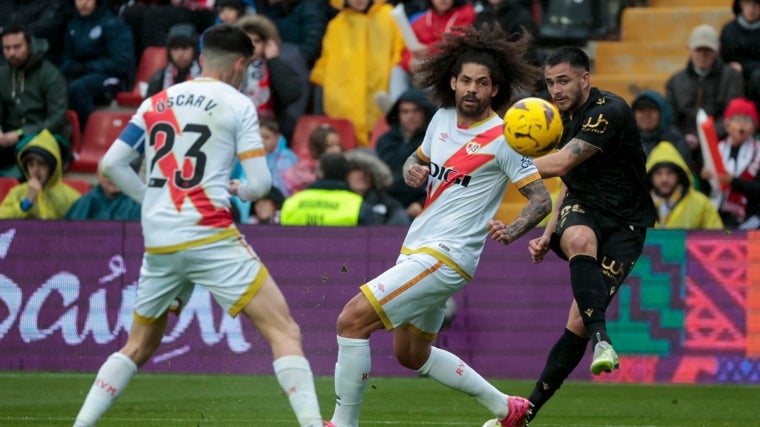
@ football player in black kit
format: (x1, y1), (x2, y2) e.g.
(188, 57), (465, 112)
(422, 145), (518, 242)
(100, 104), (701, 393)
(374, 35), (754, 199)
(489, 46), (657, 422)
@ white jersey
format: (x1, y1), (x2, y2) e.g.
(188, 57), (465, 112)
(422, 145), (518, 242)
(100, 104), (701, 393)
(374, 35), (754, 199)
(118, 77), (265, 253)
(401, 108), (540, 278)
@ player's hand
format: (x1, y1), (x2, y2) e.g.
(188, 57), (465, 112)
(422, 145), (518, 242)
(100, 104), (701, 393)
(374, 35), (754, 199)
(404, 164), (429, 188)
(528, 235), (551, 264)
(229, 179), (242, 196)
(487, 219), (511, 244)
(26, 177), (42, 202)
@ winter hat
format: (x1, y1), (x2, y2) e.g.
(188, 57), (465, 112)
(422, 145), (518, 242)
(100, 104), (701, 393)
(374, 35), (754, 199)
(725, 97), (760, 124)
(167, 23), (198, 49)
(688, 24), (719, 50)
(632, 96), (660, 111)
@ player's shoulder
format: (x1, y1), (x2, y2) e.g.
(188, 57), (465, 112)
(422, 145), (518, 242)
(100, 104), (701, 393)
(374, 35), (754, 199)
(585, 88), (631, 118)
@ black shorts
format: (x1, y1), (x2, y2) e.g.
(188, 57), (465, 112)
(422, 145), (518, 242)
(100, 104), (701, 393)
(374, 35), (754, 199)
(549, 199), (647, 299)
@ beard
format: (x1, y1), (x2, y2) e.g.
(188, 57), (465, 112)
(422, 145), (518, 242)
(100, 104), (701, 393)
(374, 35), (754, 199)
(456, 96), (489, 118)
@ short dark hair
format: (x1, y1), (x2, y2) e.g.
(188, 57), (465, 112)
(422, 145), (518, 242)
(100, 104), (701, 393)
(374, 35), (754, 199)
(0, 23), (31, 45)
(201, 23), (253, 58)
(319, 153), (348, 181)
(544, 46), (590, 72)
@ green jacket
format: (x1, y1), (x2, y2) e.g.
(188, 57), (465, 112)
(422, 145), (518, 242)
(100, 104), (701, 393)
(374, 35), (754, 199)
(281, 179), (376, 226)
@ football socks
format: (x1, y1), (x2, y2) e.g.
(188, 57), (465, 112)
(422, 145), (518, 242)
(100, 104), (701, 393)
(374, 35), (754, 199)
(330, 336), (371, 427)
(74, 352), (137, 426)
(569, 254), (610, 345)
(273, 355), (323, 427)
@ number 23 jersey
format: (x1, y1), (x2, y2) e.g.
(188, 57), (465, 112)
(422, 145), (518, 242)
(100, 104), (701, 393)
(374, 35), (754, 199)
(119, 77), (265, 253)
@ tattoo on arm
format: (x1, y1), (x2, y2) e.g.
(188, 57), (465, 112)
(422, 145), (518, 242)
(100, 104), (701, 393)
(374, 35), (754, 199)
(402, 151), (427, 179)
(566, 138), (600, 165)
(503, 180), (552, 243)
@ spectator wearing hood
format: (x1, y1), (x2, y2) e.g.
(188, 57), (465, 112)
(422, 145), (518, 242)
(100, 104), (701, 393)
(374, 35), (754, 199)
(0, 129), (80, 219)
(345, 148), (409, 225)
(376, 87), (436, 218)
(646, 141), (724, 230)
(631, 90), (691, 165)
(721, 0), (760, 91)
(61, 0), (135, 130)
(65, 168), (141, 220)
(0, 24), (72, 179)
(146, 23), (201, 98)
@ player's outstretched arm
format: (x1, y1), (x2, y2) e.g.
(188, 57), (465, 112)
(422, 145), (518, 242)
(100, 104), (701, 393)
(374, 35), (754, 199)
(489, 179), (551, 245)
(533, 138), (600, 178)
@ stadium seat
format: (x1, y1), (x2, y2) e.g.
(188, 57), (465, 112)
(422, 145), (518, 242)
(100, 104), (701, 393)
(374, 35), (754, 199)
(66, 110), (82, 155)
(648, 0), (732, 8)
(369, 117), (390, 149)
(69, 110), (135, 174)
(290, 115), (357, 160)
(593, 41), (687, 75)
(0, 177), (19, 202)
(620, 7), (733, 43)
(63, 177), (91, 195)
(115, 46), (167, 108)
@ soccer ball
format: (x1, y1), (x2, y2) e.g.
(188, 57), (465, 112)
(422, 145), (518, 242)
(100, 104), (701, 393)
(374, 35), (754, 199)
(481, 419), (500, 427)
(503, 97), (563, 158)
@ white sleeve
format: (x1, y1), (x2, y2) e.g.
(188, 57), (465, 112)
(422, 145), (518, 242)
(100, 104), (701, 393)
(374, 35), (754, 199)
(99, 139), (146, 203)
(236, 155), (272, 202)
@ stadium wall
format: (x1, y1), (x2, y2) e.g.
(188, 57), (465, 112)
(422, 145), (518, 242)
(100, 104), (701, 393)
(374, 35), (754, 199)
(0, 221), (757, 384)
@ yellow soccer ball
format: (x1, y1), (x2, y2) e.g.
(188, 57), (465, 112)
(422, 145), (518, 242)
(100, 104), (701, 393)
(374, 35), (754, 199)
(503, 97), (563, 158)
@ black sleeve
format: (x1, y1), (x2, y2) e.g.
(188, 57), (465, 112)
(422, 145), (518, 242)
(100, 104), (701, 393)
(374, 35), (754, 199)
(267, 57), (302, 107)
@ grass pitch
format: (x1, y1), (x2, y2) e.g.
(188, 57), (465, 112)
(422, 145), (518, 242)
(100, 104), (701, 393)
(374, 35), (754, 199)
(0, 372), (757, 426)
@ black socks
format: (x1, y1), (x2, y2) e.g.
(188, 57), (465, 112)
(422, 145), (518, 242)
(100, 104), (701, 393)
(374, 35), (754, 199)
(570, 254), (610, 346)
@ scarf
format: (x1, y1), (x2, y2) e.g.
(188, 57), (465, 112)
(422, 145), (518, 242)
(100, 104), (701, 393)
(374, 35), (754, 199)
(738, 15), (760, 31)
(720, 137), (760, 220)
(162, 61), (202, 91)
(651, 186), (684, 226)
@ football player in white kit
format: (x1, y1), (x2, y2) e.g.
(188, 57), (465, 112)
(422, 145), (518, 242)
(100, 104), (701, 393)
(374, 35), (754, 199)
(328, 25), (551, 427)
(73, 24), (330, 427)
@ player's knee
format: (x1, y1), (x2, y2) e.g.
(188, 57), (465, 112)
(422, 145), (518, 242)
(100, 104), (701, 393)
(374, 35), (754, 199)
(394, 349), (426, 370)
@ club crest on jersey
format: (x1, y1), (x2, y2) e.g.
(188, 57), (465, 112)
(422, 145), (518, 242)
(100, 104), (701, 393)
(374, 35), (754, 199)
(438, 132), (449, 143)
(465, 141), (481, 154)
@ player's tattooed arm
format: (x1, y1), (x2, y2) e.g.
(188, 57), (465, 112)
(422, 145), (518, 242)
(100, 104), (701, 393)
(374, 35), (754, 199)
(533, 137), (600, 178)
(403, 151), (430, 188)
(497, 180), (552, 244)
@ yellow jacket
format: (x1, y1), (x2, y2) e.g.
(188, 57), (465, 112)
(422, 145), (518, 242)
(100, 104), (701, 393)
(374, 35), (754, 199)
(311, 0), (404, 146)
(0, 129), (80, 219)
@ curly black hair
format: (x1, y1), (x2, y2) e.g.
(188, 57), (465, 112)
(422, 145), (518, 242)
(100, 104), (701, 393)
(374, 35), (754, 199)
(414, 24), (541, 112)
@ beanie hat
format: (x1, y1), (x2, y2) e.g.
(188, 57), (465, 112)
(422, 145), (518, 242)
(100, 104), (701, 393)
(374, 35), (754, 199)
(725, 97), (760, 124)
(167, 23), (198, 49)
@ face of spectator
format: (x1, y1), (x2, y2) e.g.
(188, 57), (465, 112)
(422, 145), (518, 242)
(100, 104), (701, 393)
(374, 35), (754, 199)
(347, 169), (372, 196)
(75, 0), (97, 17)
(219, 6), (242, 24)
(690, 47), (718, 71)
(634, 106), (661, 133)
(170, 45), (195, 70)
(544, 62), (589, 114)
(2, 32), (30, 69)
(451, 62), (496, 120)
(398, 101), (427, 137)
(741, 0), (760, 23)
(651, 166), (679, 197)
(726, 115), (757, 146)
(260, 126), (279, 153)
(254, 198), (277, 223)
(25, 157), (50, 185)
(324, 132), (342, 154)
(431, 0), (454, 14)
(247, 33), (265, 60)
(347, 0), (371, 12)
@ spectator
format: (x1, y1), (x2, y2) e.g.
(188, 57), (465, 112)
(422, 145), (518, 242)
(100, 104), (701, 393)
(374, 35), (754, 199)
(119, 1), (194, 59)
(311, 0), (404, 147)
(0, 0), (73, 64)
(146, 23), (201, 98)
(61, 0), (135, 130)
(376, 87), (436, 219)
(721, 0), (760, 91)
(702, 97), (760, 230)
(345, 148), (410, 225)
(260, 118), (298, 197)
(283, 124), (343, 194)
(666, 24), (744, 191)
(0, 24), (71, 178)
(385, 0), (475, 105)
(631, 90), (691, 165)
(646, 142), (724, 230)
(248, 186), (285, 224)
(281, 152), (378, 226)
(216, 0), (248, 23)
(0, 129), (80, 219)
(65, 169), (141, 220)
(237, 14), (310, 141)
(256, 0), (331, 67)
(474, 0), (539, 64)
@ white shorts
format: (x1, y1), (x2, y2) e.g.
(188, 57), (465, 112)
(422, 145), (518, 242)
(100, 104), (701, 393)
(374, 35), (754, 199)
(360, 253), (468, 339)
(133, 235), (268, 323)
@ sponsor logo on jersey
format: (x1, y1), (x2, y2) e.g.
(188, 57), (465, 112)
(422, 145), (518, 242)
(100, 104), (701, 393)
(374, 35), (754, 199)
(429, 162), (472, 187)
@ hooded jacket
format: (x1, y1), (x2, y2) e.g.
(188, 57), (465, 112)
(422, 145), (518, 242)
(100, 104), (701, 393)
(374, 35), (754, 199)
(632, 89), (691, 163)
(0, 36), (71, 144)
(0, 129), (81, 219)
(646, 142), (723, 229)
(311, 0), (404, 146)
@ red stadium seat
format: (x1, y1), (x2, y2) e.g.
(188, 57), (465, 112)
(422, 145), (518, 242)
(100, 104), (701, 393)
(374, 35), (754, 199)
(62, 177), (92, 195)
(66, 109), (82, 155)
(69, 110), (135, 174)
(0, 177), (19, 202)
(115, 46), (167, 108)
(369, 117), (390, 148)
(290, 115), (357, 160)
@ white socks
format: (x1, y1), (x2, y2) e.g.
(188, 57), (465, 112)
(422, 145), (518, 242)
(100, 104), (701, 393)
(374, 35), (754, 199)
(74, 352), (138, 427)
(418, 346), (508, 418)
(330, 336), (371, 427)
(273, 355), (324, 427)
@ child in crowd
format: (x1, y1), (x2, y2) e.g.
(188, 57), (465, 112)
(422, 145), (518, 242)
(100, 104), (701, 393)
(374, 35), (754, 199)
(284, 124), (343, 195)
(146, 23), (201, 98)
(249, 186), (285, 225)
(260, 118), (298, 197)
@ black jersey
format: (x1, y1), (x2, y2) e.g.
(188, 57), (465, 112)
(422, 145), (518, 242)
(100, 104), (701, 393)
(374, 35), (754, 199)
(558, 88), (657, 228)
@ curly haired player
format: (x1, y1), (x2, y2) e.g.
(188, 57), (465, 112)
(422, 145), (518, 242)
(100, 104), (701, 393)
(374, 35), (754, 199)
(328, 24), (550, 427)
